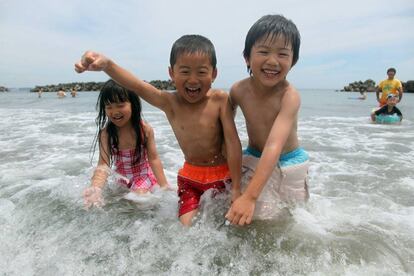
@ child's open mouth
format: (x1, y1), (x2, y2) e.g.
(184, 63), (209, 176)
(263, 69), (279, 78)
(112, 115), (124, 121)
(186, 87), (201, 97)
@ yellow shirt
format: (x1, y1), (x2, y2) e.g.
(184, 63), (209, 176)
(378, 78), (402, 104)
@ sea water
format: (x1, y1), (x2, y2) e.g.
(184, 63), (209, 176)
(0, 89), (413, 275)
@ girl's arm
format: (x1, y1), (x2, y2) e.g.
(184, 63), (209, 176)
(75, 51), (171, 112)
(226, 90), (300, 225)
(143, 122), (169, 189)
(91, 130), (111, 188)
(83, 130), (111, 209)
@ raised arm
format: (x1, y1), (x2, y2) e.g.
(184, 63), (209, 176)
(75, 51), (171, 111)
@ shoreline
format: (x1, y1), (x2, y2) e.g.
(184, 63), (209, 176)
(27, 80), (176, 92)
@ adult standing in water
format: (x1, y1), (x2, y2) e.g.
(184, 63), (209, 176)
(376, 67), (403, 106)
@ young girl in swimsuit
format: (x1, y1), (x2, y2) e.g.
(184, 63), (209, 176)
(83, 79), (170, 209)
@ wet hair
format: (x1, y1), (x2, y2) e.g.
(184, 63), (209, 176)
(243, 14), (301, 74)
(169, 34), (217, 69)
(91, 79), (144, 166)
(387, 67), (396, 74)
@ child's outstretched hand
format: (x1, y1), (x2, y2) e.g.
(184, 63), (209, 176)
(74, 51), (110, 73)
(225, 194), (255, 226)
(83, 186), (104, 209)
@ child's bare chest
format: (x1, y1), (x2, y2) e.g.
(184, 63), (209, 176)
(118, 130), (137, 150)
(167, 103), (222, 150)
(172, 109), (220, 135)
(241, 93), (281, 125)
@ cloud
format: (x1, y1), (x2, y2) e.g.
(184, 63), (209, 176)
(1, 0), (413, 88)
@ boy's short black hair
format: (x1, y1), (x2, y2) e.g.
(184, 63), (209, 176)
(170, 35), (217, 69)
(387, 67), (396, 74)
(243, 14), (301, 73)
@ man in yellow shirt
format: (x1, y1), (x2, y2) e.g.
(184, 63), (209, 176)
(376, 67), (403, 106)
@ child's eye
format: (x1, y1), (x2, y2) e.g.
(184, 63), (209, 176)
(279, 51), (291, 57)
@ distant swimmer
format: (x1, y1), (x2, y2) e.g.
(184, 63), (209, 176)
(70, 88), (77, 97)
(358, 91), (367, 100)
(37, 88), (43, 98)
(348, 91), (367, 100)
(57, 89), (66, 98)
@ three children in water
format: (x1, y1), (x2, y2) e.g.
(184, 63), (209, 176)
(77, 14), (310, 226)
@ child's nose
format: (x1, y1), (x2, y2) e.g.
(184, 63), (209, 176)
(188, 73), (198, 83)
(267, 54), (279, 65)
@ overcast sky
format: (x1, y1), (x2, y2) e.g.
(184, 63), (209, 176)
(1, 0), (413, 89)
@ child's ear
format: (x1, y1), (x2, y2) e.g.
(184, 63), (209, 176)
(168, 66), (174, 80)
(244, 57), (250, 68)
(212, 68), (218, 82)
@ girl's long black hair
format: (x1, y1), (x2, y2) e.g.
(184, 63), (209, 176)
(91, 79), (144, 167)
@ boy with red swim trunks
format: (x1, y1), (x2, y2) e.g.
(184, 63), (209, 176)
(75, 35), (242, 226)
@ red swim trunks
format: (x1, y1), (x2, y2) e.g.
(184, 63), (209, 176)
(177, 162), (230, 217)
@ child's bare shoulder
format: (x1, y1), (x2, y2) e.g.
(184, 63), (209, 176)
(141, 121), (154, 138)
(141, 120), (151, 131)
(230, 78), (249, 94)
(284, 84), (300, 100)
(99, 127), (110, 145)
(281, 84), (301, 111)
(209, 88), (230, 102)
(229, 78), (250, 105)
(101, 127), (109, 136)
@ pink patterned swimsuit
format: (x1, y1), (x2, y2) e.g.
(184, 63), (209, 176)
(113, 145), (158, 192)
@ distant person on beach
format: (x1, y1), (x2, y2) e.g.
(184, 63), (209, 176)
(57, 89), (66, 98)
(376, 67), (403, 106)
(82, 80), (170, 209)
(371, 94), (402, 122)
(359, 91), (367, 100)
(75, 35), (242, 226)
(225, 14), (309, 225)
(37, 88), (43, 98)
(70, 88), (77, 97)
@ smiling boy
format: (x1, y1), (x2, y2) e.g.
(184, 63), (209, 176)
(226, 15), (309, 225)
